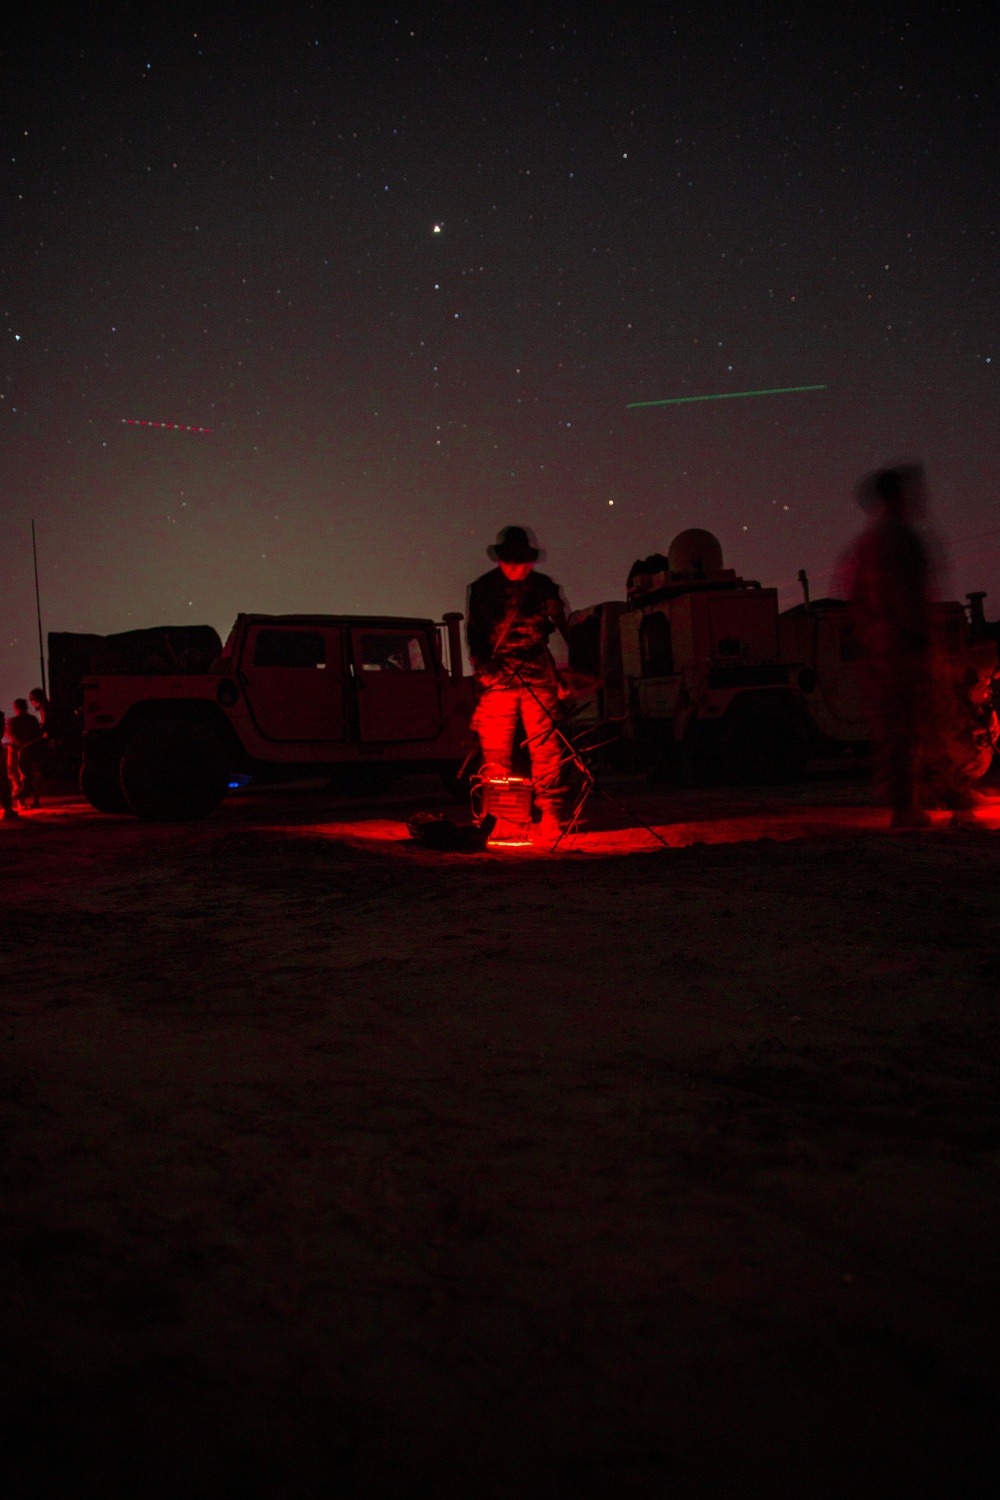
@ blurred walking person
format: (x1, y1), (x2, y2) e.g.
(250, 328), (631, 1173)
(840, 464), (939, 829)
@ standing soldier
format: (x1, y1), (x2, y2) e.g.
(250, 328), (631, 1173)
(28, 687), (50, 727)
(0, 740), (16, 820)
(5, 698), (43, 809)
(467, 526), (571, 841)
(17, 688), (51, 802)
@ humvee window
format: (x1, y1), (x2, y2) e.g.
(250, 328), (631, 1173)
(253, 630), (326, 668)
(359, 632), (427, 672)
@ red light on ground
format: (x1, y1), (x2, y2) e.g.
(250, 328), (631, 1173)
(279, 801), (1000, 863)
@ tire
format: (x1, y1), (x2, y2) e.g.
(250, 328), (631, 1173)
(79, 754), (128, 814)
(119, 720), (229, 821)
(720, 695), (809, 785)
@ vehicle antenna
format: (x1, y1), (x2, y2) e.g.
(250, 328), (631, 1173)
(31, 519), (47, 699)
(798, 568), (811, 607)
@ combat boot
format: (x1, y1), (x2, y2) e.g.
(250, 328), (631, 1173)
(533, 808), (566, 845)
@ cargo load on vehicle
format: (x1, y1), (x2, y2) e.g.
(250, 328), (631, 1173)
(567, 531), (998, 784)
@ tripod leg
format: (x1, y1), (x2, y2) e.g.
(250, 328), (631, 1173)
(501, 665), (671, 849)
(519, 689), (569, 820)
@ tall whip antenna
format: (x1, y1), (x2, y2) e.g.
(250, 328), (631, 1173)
(31, 520), (47, 699)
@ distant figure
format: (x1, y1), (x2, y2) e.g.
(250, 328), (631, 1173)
(840, 464), (940, 828)
(5, 698), (43, 809)
(0, 740), (16, 820)
(19, 687), (52, 800)
(467, 525), (570, 840)
(28, 687), (50, 728)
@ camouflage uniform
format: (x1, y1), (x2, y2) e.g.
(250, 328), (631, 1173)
(466, 567), (569, 824)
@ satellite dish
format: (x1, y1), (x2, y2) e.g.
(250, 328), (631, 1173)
(668, 528), (724, 575)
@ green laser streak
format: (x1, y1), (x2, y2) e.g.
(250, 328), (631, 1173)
(627, 384), (827, 409)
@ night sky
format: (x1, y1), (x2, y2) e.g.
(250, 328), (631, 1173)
(2, 5), (996, 704)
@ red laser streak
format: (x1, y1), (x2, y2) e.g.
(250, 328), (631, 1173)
(122, 419), (213, 433)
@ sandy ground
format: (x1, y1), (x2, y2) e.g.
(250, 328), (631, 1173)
(1, 771), (1000, 1498)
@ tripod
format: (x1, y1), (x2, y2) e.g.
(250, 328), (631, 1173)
(477, 660), (671, 851)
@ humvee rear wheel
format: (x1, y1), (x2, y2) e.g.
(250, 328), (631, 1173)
(120, 720), (229, 821)
(721, 696), (809, 785)
(79, 754), (128, 814)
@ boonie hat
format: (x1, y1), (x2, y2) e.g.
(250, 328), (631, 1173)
(488, 525), (540, 563)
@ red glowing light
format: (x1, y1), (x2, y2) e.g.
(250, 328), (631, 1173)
(122, 419), (213, 433)
(477, 774), (535, 848)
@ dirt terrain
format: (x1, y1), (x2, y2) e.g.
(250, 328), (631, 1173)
(2, 773), (999, 1498)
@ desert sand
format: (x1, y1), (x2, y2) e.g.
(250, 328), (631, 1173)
(1, 772), (999, 1498)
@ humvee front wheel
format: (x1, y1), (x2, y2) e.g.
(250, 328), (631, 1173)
(120, 720), (229, 821)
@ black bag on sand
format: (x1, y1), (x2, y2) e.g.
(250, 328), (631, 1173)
(406, 813), (495, 851)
